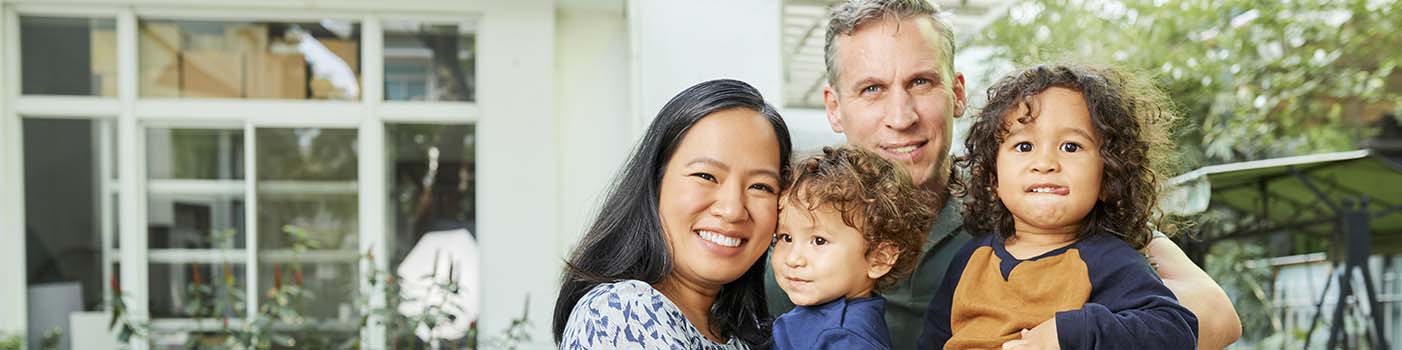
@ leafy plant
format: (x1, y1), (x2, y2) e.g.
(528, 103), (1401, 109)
(975, 0), (1401, 168)
(109, 275), (149, 347)
(38, 328), (61, 350)
(0, 333), (20, 350)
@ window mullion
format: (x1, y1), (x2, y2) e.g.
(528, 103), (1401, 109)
(359, 15), (388, 350)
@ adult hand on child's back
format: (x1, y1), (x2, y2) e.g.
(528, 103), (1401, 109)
(1001, 319), (1060, 350)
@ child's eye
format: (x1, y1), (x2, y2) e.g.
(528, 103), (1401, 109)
(1013, 142), (1033, 153)
(776, 233), (792, 243)
(1061, 142), (1082, 153)
(812, 236), (828, 246)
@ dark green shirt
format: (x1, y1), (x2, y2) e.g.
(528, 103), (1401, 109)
(766, 199), (970, 350)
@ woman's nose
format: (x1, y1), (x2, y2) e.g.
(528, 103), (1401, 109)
(708, 184), (748, 222)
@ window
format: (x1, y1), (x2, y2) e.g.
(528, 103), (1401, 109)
(383, 21), (475, 102)
(22, 118), (119, 350)
(139, 19), (362, 100)
(10, 8), (481, 349)
(20, 16), (117, 96)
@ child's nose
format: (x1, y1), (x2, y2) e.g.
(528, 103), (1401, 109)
(784, 249), (807, 268)
(1031, 151), (1059, 173)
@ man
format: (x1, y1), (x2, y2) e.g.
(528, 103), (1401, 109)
(763, 0), (1243, 349)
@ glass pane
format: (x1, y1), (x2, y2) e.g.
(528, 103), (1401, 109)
(386, 124), (477, 346)
(256, 128), (359, 322)
(139, 19), (361, 100)
(145, 127), (250, 323)
(20, 16), (117, 96)
(147, 128), (245, 180)
(383, 21), (476, 102)
(148, 263), (247, 318)
(22, 118), (119, 348)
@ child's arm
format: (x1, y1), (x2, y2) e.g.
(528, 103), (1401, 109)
(1053, 244), (1198, 350)
(814, 328), (891, 350)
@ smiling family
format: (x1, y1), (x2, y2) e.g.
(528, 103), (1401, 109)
(552, 0), (1241, 349)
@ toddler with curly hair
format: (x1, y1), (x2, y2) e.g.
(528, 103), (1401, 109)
(918, 64), (1198, 350)
(771, 146), (939, 350)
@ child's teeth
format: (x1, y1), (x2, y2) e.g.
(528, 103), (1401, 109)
(698, 230), (741, 247)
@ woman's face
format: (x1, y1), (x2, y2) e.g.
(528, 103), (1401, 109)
(658, 108), (783, 290)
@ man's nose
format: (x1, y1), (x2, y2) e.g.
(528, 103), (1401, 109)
(883, 89), (918, 130)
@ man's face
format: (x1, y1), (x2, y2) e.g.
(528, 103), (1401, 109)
(824, 16), (966, 190)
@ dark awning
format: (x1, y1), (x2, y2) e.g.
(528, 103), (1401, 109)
(1162, 150), (1402, 249)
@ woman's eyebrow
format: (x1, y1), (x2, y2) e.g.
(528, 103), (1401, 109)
(747, 168), (781, 181)
(686, 157), (729, 170)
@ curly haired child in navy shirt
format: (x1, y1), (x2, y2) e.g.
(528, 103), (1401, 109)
(771, 146), (939, 350)
(918, 64), (1197, 350)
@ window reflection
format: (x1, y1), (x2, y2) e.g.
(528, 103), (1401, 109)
(139, 20), (362, 100)
(384, 21), (476, 102)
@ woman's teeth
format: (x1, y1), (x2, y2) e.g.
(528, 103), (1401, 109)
(697, 230), (741, 247)
(889, 145), (918, 154)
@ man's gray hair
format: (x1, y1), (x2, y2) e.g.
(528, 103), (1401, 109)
(824, 0), (956, 91)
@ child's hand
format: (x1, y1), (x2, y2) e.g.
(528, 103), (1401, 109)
(1001, 319), (1060, 350)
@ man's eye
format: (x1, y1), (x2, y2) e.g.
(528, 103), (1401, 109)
(1014, 142), (1033, 152)
(913, 78), (931, 86)
(862, 85), (881, 94)
(813, 237), (827, 246)
(1061, 142), (1082, 152)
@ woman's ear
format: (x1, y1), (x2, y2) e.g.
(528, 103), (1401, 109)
(866, 243), (901, 280)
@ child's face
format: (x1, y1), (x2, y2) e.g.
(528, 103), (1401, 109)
(772, 197), (886, 306)
(995, 87), (1104, 235)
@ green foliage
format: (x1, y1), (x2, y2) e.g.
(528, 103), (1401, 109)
(975, 0), (1402, 167)
(0, 333), (19, 350)
(38, 328), (61, 350)
(1204, 239), (1276, 344)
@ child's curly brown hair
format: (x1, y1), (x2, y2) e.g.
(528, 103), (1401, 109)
(784, 146), (938, 291)
(954, 64), (1179, 250)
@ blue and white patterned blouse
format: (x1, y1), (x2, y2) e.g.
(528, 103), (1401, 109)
(560, 279), (751, 350)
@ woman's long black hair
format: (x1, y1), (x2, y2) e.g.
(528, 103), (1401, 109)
(552, 79), (793, 347)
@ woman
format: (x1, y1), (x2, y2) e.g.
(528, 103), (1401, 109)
(553, 79), (793, 349)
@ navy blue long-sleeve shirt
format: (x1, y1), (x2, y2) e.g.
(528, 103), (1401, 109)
(918, 232), (1197, 350)
(773, 295), (893, 350)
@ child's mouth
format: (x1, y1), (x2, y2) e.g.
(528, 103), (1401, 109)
(1025, 183), (1069, 195)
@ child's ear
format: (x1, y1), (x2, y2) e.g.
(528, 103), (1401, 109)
(866, 243), (901, 280)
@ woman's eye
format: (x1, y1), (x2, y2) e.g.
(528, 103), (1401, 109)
(749, 183), (777, 193)
(691, 172), (716, 182)
(1014, 142), (1033, 153)
(813, 236), (827, 246)
(1061, 142), (1082, 153)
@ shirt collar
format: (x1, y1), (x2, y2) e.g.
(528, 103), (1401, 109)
(922, 198), (964, 254)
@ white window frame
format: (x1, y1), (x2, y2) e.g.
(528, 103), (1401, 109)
(1, 2), (486, 349)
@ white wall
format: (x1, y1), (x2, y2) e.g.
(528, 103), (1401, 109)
(629, 0), (783, 135)
(0, 5), (26, 335)
(554, 5), (631, 257)
(476, 0), (559, 347)
(784, 107), (845, 156)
